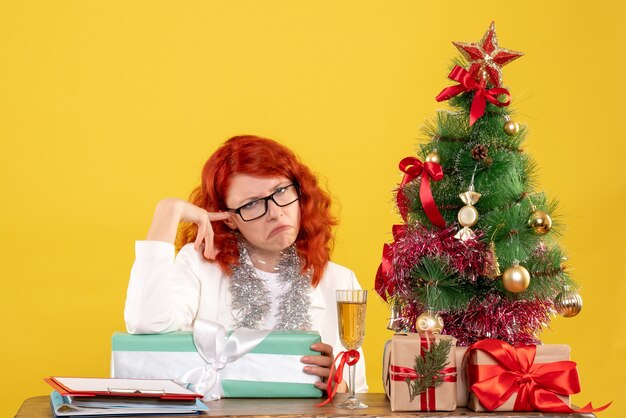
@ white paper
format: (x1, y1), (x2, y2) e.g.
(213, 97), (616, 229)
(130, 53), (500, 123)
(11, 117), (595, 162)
(53, 377), (198, 396)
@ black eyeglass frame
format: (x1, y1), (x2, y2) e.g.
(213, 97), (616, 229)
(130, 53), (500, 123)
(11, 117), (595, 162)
(226, 183), (301, 222)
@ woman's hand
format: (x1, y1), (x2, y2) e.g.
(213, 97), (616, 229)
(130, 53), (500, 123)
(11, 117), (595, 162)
(146, 198), (232, 259)
(301, 342), (347, 393)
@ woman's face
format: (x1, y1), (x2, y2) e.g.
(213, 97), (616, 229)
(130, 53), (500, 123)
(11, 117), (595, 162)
(224, 174), (301, 255)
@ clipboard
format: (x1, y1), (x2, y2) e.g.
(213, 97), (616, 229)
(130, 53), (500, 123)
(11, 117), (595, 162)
(45, 377), (202, 400)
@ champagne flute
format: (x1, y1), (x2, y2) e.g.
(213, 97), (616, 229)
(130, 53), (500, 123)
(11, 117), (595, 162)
(335, 289), (367, 409)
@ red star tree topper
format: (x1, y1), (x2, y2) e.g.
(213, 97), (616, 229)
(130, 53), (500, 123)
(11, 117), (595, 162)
(453, 21), (523, 87)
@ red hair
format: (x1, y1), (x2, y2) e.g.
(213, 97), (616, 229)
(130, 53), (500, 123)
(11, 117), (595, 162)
(177, 135), (337, 287)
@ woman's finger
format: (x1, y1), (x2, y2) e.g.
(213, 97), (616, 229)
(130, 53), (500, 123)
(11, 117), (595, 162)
(310, 342), (334, 358)
(193, 217), (206, 251)
(203, 219), (217, 259)
(300, 354), (332, 368)
(302, 365), (331, 379)
(203, 212), (233, 259)
(207, 211), (233, 221)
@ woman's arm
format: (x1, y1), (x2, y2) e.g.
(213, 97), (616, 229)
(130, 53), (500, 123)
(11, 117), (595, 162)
(146, 198), (231, 259)
(124, 198), (231, 333)
(124, 240), (186, 333)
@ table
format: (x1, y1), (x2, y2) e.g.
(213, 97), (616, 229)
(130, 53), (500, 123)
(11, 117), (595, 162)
(15, 393), (595, 417)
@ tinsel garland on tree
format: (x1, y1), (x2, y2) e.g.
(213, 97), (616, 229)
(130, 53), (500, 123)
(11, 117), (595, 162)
(376, 22), (581, 345)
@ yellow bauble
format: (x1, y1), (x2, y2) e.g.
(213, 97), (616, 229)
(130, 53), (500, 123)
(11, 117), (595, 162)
(502, 265), (530, 293)
(415, 311), (444, 334)
(554, 290), (583, 317)
(528, 210), (552, 235)
(457, 205), (479, 227)
(425, 151), (440, 164)
(503, 120), (519, 136)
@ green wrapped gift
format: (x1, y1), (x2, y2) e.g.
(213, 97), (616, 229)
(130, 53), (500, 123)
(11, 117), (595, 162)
(111, 329), (323, 398)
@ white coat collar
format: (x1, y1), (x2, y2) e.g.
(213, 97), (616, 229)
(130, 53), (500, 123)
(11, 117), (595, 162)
(310, 283), (326, 309)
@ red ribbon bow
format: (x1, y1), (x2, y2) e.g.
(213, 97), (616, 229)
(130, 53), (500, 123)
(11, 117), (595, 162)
(398, 156), (446, 229)
(316, 349), (360, 406)
(467, 339), (611, 413)
(374, 225), (406, 300)
(436, 65), (511, 126)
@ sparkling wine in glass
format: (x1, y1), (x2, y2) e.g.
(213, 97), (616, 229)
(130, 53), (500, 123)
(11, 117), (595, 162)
(336, 289), (367, 409)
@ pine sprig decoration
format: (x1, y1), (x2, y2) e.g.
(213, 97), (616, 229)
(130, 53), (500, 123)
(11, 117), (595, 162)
(405, 338), (454, 401)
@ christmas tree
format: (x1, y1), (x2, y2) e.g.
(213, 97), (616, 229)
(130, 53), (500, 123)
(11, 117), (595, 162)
(375, 22), (583, 346)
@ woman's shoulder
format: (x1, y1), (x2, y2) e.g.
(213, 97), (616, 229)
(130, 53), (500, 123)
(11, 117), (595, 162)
(319, 261), (359, 288)
(323, 260), (355, 277)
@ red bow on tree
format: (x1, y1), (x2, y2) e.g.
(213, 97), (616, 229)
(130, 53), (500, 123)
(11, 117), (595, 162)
(467, 339), (611, 413)
(435, 66), (511, 126)
(397, 156), (446, 228)
(374, 224), (406, 301)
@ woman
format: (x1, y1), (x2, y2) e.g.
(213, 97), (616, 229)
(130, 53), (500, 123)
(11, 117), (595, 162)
(124, 135), (367, 393)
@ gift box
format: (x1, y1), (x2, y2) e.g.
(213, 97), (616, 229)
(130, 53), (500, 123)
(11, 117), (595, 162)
(111, 327), (322, 399)
(467, 339), (573, 412)
(383, 333), (457, 411)
(455, 346), (469, 407)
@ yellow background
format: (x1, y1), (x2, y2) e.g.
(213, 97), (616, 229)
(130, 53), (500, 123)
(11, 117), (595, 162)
(1, 1), (624, 416)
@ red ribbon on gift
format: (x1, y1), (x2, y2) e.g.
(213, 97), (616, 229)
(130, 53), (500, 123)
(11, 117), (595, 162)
(419, 336), (438, 411)
(390, 365), (457, 383)
(390, 364), (419, 380)
(467, 339), (611, 413)
(398, 157), (446, 229)
(316, 349), (360, 407)
(435, 65), (511, 126)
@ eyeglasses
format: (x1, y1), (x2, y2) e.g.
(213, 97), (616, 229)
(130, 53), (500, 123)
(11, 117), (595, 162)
(227, 183), (301, 222)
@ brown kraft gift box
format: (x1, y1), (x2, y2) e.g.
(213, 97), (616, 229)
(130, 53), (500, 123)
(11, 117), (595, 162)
(383, 333), (457, 411)
(468, 343), (571, 412)
(455, 346), (469, 407)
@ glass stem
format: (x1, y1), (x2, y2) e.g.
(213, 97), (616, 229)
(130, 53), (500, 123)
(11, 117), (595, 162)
(348, 363), (356, 399)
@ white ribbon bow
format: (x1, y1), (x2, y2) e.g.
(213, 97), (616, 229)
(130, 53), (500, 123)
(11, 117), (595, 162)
(176, 319), (271, 401)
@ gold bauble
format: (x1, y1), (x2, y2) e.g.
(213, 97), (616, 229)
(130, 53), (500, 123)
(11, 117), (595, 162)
(458, 205), (479, 227)
(425, 151), (440, 164)
(554, 290), (583, 317)
(503, 120), (519, 136)
(502, 265), (530, 293)
(415, 311), (444, 334)
(528, 210), (552, 235)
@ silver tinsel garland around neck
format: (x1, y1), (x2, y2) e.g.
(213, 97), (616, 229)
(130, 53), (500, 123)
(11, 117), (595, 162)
(229, 238), (312, 330)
